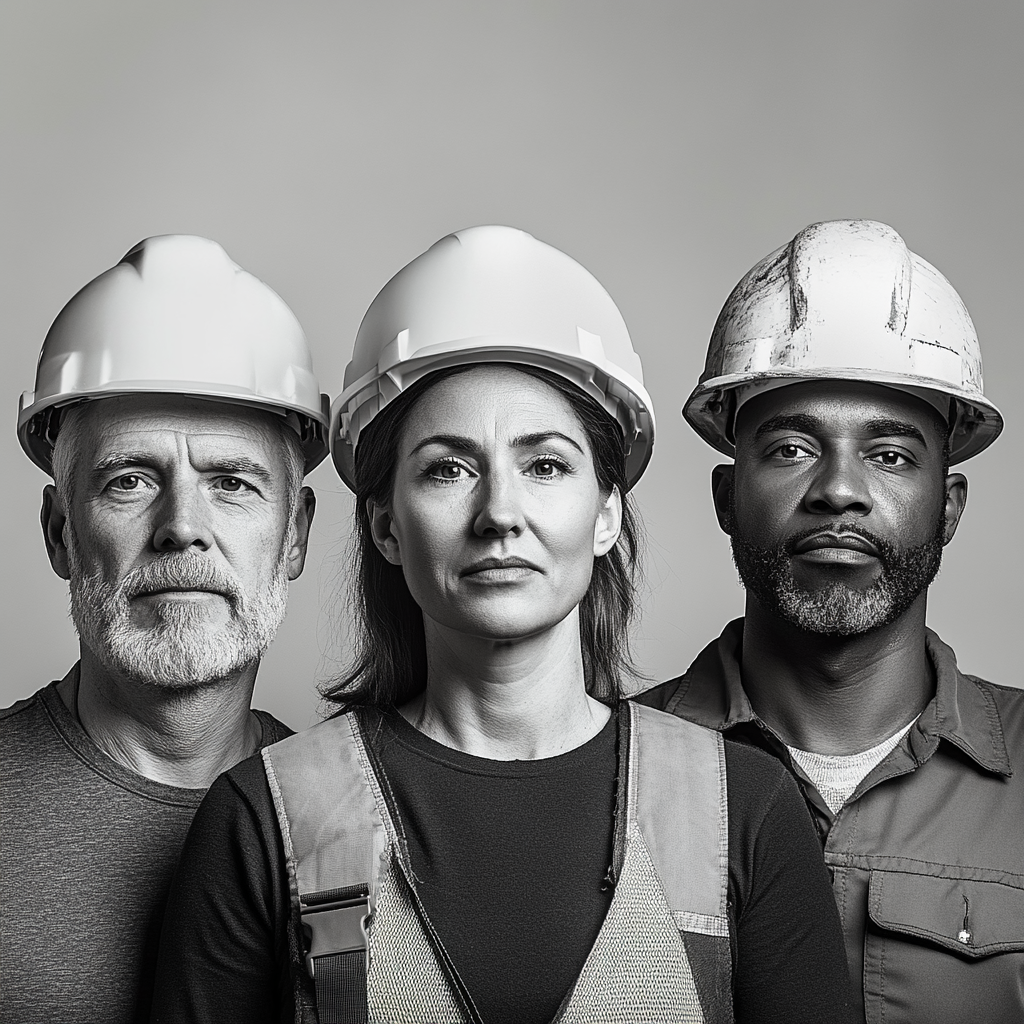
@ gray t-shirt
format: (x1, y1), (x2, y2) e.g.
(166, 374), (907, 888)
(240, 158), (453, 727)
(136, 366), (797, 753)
(0, 668), (291, 1024)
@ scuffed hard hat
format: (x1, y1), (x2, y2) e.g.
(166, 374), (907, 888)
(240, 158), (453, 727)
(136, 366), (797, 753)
(684, 220), (1003, 464)
(331, 225), (655, 490)
(18, 235), (330, 473)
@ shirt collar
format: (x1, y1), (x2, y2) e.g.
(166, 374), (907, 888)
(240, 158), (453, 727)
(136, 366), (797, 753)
(913, 629), (1011, 776)
(667, 619), (1012, 777)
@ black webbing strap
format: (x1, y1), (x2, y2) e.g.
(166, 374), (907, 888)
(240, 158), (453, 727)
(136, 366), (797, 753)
(301, 885), (370, 1024)
(312, 951), (368, 1024)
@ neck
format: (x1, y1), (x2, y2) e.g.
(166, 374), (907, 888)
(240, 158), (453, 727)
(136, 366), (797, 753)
(740, 594), (933, 755)
(399, 609), (611, 760)
(59, 647), (264, 789)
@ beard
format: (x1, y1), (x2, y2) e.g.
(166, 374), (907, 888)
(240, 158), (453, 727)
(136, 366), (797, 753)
(730, 509), (945, 637)
(67, 535), (290, 690)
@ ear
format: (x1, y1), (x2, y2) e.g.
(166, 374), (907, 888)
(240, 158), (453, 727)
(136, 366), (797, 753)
(593, 486), (623, 557)
(285, 486), (317, 580)
(41, 485), (71, 580)
(368, 499), (403, 565)
(711, 464), (734, 535)
(941, 473), (968, 546)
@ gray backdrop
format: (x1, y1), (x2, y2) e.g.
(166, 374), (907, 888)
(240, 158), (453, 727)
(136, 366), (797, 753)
(3, 0), (1021, 730)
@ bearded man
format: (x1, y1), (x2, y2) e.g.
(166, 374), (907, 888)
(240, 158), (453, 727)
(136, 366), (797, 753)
(0, 235), (328, 1024)
(639, 221), (1024, 1024)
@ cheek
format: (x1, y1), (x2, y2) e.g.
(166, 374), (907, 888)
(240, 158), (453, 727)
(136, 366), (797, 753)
(731, 476), (798, 537)
(390, 493), (467, 581)
(879, 479), (946, 541)
(72, 517), (146, 581)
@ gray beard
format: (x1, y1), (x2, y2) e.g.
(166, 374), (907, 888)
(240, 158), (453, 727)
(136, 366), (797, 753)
(730, 515), (945, 637)
(67, 539), (290, 690)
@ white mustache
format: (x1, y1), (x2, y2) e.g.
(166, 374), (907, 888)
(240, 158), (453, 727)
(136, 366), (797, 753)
(122, 554), (242, 605)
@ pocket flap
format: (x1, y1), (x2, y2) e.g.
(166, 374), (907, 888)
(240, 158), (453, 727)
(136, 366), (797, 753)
(868, 870), (1024, 958)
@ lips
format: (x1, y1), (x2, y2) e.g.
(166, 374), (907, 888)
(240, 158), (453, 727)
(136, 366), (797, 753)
(793, 532), (880, 557)
(135, 586), (226, 598)
(460, 556), (541, 578)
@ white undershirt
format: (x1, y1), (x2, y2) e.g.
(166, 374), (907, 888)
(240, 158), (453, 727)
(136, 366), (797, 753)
(787, 718), (918, 815)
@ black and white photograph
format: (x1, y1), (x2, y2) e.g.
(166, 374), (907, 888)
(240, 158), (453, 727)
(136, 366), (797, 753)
(1, 3), (1022, 1023)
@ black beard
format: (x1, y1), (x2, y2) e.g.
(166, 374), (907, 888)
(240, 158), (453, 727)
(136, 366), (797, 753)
(730, 513), (946, 637)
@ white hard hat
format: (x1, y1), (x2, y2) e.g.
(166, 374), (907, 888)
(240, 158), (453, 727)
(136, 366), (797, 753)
(19, 235), (330, 473)
(331, 225), (655, 490)
(685, 220), (1003, 464)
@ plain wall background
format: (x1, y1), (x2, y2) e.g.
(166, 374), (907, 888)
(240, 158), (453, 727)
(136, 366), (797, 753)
(2, 0), (1021, 730)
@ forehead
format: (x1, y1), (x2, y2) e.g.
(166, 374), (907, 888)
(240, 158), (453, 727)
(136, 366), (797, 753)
(402, 365), (587, 442)
(734, 380), (948, 443)
(72, 394), (285, 459)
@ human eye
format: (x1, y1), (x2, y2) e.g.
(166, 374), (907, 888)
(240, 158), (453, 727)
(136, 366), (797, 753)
(104, 472), (154, 494)
(767, 440), (816, 462)
(526, 455), (571, 480)
(867, 448), (913, 468)
(426, 458), (472, 484)
(215, 476), (251, 493)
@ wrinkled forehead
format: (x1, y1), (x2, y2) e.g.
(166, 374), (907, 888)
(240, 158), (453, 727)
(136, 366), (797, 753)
(733, 379), (950, 446)
(71, 394), (287, 458)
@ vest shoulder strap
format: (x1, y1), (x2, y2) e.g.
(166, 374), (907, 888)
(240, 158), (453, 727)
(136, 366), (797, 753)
(263, 712), (389, 1023)
(627, 702), (730, 938)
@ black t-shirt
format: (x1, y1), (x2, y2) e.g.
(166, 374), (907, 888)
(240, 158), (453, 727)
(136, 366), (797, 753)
(369, 707), (616, 1023)
(152, 706), (854, 1024)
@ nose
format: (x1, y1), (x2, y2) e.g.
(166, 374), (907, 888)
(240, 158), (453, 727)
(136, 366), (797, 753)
(803, 450), (873, 516)
(151, 480), (214, 552)
(472, 469), (527, 538)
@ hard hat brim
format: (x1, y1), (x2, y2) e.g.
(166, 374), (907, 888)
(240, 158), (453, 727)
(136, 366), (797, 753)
(683, 368), (1003, 465)
(330, 345), (655, 493)
(18, 386), (330, 475)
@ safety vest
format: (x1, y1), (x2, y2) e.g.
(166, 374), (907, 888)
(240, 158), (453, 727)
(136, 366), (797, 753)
(263, 701), (734, 1024)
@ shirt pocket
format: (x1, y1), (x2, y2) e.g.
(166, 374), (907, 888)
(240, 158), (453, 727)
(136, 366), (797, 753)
(863, 869), (1024, 1024)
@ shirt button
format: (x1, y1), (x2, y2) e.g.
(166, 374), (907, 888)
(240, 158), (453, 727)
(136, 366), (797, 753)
(957, 929), (972, 945)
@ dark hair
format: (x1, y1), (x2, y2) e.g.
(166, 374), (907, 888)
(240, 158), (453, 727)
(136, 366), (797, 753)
(321, 363), (644, 712)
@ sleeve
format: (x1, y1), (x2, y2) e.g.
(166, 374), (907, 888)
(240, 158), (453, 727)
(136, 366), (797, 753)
(726, 741), (856, 1024)
(150, 757), (295, 1024)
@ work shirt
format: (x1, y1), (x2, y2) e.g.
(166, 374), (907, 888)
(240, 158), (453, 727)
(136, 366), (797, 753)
(637, 620), (1024, 1024)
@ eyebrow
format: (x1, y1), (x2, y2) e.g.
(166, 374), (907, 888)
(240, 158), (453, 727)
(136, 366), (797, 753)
(862, 418), (929, 446)
(752, 414), (821, 441)
(753, 414), (928, 447)
(408, 431), (585, 457)
(92, 452), (276, 484)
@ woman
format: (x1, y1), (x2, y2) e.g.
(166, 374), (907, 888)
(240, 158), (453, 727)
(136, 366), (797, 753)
(153, 227), (853, 1024)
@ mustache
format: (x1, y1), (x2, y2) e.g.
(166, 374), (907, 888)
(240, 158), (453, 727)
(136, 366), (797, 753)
(784, 522), (891, 558)
(121, 553), (242, 604)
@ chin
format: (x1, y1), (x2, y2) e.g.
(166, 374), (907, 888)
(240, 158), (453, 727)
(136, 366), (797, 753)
(441, 602), (580, 644)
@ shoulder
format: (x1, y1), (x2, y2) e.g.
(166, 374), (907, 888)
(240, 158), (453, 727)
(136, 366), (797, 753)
(215, 749), (278, 818)
(0, 685), (50, 725)
(0, 686), (62, 770)
(723, 738), (807, 832)
(632, 675), (689, 711)
(263, 711), (362, 771)
(967, 675), (1024, 703)
(253, 709), (294, 746)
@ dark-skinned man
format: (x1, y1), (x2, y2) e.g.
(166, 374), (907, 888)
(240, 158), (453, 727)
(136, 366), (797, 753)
(0, 235), (328, 1023)
(638, 220), (1023, 1023)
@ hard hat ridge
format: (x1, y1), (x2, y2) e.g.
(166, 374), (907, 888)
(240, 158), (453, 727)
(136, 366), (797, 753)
(685, 219), (1002, 464)
(331, 225), (655, 491)
(18, 234), (330, 474)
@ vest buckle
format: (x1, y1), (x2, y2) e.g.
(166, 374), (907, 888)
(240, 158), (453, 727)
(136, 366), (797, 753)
(301, 894), (370, 979)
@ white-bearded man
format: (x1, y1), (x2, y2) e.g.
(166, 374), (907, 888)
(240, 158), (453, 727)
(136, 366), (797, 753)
(0, 235), (328, 1023)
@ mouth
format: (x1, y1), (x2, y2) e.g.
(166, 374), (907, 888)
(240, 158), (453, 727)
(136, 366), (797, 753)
(461, 557), (541, 581)
(133, 587), (228, 601)
(792, 532), (880, 563)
